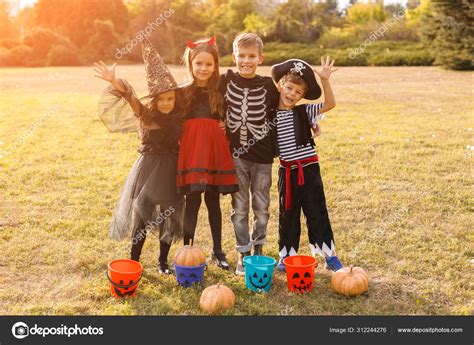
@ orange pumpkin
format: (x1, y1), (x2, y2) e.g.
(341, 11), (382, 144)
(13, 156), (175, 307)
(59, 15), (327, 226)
(199, 284), (235, 314)
(331, 265), (369, 296)
(174, 240), (206, 266)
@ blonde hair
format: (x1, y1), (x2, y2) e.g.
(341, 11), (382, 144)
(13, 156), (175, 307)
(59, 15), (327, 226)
(232, 33), (264, 55)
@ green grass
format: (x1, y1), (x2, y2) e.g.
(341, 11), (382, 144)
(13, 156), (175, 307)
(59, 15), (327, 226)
(0, 65), (473, 315)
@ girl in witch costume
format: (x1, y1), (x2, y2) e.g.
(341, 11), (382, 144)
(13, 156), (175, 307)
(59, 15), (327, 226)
(94, 38), (184, 274)
(178, 37), (239, 270)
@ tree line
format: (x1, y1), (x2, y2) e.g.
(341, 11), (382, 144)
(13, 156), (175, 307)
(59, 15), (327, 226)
(0, 0), (471, 70)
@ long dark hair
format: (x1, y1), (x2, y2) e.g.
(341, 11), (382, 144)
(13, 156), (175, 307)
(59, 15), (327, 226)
(182, 38), (224, 117)
(137, 89), (185, 135)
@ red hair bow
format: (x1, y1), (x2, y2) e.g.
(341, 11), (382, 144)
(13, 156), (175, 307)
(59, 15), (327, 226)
(187, 36), (215, 49)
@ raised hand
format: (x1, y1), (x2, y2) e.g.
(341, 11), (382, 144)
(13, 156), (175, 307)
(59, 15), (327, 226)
(93, 61), (117, 83)
(314, 56), (338, 81)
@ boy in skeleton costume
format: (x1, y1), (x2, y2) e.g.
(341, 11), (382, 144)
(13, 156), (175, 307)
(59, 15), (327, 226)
(220, 33), (280, 275)
(271, 57), (344, 272)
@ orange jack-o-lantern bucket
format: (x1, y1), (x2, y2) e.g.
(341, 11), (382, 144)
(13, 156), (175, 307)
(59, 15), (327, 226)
(283, 255), (318, 293)
(107, 259), (143, 298)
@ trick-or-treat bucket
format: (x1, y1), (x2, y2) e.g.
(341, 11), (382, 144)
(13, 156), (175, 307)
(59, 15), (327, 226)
(107, 259), (143, 298)
(283, 255), (318, 293)
(243, 255), (276, 292)
(174, 262), (207, 288)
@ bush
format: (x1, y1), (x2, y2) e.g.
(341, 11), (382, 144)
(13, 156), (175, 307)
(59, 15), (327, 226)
(85, 19), (120, 62)
(221, 40), (433, 67)
(47, 44), (82, 66)
(0, 47), (15, 66)
(24, 27), (76, 61)
(327, 48), (368, 66)
(9, 45), (34, 66)
(347, 3), (386, 24)
(368, 49), (434, 66)
(318, 27), (358, 49)
(0, 38), (20, 49)
(220, 55), (233, 67)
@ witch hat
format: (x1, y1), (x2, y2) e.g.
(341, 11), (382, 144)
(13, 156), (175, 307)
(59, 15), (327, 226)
(141, 37), (178, 96)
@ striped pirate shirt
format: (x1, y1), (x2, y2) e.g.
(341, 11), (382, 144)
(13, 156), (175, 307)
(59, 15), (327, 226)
(276, 103), (324, 168)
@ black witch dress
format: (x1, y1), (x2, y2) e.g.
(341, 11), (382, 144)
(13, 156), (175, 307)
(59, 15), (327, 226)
(99, 79), (184, 245)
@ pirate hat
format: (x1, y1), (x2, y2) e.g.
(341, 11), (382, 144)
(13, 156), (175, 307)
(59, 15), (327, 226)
(271, 59), (321, 100)
(141, 37), (178, 97)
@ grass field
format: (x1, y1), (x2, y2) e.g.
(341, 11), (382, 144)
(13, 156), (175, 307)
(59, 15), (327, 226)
(0, 65), (472, 315)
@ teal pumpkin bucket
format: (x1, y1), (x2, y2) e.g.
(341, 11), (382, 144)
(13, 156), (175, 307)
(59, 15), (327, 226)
(243, 255), (276, 292)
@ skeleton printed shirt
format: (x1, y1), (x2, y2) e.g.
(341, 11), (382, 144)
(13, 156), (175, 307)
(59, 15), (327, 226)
(221, 70), (279, 164)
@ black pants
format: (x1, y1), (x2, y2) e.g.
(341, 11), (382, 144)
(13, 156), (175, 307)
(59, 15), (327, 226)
(183, 190), (223, 253)
(278, 163), (335, 258)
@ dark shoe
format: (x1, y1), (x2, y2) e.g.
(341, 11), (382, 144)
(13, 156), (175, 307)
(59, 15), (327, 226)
(212, 251), (230, 270)
(253, 244), (263, 256)
(235, 251), (251, 276)
(158, 262), (173, 275)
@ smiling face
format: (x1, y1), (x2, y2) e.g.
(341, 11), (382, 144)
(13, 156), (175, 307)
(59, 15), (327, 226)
(248, 270), (272, 291)
(113, 279), (138, 297)
(178, 272), (199, 287)
(156, 90), (176, 114)
(290, 271), (313, 293)
(232, 45), (264, 79)
(278, 80), (307, 110)
(191, 51), (215, 86)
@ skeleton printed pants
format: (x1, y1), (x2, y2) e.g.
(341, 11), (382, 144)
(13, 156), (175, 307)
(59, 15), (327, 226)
(278, 163), (336, 258)
(231, 158), (272, 253)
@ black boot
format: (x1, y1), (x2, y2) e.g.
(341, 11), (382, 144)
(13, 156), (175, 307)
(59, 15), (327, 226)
(158, 242), (173, 275)
(212, 250), (230, 271)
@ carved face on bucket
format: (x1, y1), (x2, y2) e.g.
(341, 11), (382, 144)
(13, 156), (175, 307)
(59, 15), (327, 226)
(114, 279), (137, 297)
(178, 272), (199, 287)
(249, 270), (271, 290)
(291, 271), (313, 292)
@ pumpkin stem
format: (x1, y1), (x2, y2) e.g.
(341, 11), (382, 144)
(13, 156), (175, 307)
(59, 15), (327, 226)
(189, 239), (193, 247)
(349, 265), (353, 273)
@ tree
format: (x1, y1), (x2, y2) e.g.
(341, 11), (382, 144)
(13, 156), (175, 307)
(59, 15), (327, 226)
(421, 0), (473, 70)
(268, 0), (341, 43)
(23, 27), (78, 66)
(34, 0), (129, 48)
(86, 19), (120, 62)
(347, 2), (386, 24)
(0, 0), (16, 39)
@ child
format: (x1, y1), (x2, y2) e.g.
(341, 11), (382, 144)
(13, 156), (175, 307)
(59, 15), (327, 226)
(94, 38), (184, 274)
(270, 57), (343, 272)
(178, 37), (239, 270)
(220, 33), (280, 275)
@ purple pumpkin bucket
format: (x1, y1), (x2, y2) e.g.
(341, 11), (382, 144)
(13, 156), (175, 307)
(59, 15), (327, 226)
(174, 262), (207, 288)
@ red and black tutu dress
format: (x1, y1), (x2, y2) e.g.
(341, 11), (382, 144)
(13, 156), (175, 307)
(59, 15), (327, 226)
(177, 87), (238, 194)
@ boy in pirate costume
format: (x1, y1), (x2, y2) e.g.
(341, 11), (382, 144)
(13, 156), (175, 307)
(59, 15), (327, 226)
(271, 57), (343, 272)
(220, 33), (280, 275)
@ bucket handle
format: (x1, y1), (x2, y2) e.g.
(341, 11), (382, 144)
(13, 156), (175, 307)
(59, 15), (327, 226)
(106, 270), (142, 289)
